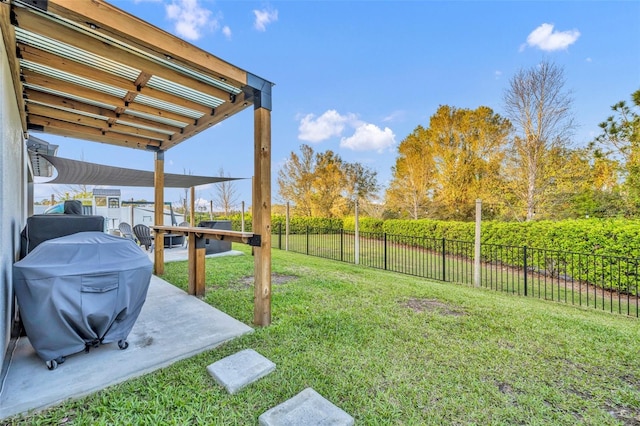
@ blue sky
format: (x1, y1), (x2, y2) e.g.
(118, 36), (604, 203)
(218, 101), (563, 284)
(34, 0), (640, 210)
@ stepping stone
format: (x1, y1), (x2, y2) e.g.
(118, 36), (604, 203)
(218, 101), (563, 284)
(207, 349), (275, 394)
(259, 388), (354, 426)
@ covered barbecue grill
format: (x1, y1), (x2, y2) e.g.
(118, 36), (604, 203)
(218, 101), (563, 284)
(13, 232), (152, 369)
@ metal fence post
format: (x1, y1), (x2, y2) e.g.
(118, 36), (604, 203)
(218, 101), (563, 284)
(285, 201), (289, 251)
(354, 200), (360, 265)
(474, 199), (481, 287)
(384, 233), (387, 270)
(442, 237), (446, 281)
(278, 222), (282, 250)
(523, 245), (528, 296)
(306, 226), (309, 255)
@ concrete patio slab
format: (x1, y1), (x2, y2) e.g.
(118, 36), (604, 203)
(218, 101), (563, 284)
(0, 274), (253, 420)
(207, 348), (276, 394)
(259, 388), (354, 426)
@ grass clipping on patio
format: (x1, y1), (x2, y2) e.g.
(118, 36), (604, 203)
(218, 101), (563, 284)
(8, 245), (640, 425)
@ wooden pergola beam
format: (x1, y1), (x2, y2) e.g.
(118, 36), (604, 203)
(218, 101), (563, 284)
(26, 103), (170, 141)
(22, 71), (194, 126)
(19, 45), (215, 115)
(25, 91), (182, 135)
(27, 115), (161, 149)
(45, 0), (248, 86)
(15, 9), (241, 105)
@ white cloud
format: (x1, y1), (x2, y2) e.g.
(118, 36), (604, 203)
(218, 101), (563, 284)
(494, 70), (502, 79)
(298, 110), (356, 143)
(222, 26), (232, 40)
(195, 197), (210, 210)
(165, 0), (218, 40)
(382, 110), (405, 123)
(523, 23), (580, 52)
(340, 124), (396, 153)
(298, 109), (396, 152)
(253, 8), (278, 32)
(586, 57), (592, 62)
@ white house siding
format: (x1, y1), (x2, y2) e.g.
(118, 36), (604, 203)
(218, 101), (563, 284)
(0, 28), (28, 368)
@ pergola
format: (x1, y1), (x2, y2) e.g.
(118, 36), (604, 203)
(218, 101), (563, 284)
(0, 0), (273, 325)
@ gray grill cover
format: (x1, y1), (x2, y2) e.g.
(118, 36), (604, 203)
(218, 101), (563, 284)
(13, 232), (152, 362)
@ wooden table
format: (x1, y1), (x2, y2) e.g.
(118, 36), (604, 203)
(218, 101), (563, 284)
(151, 225), (259, 296)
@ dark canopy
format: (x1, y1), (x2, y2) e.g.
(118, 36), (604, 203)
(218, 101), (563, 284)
(38, 154), (242, 188)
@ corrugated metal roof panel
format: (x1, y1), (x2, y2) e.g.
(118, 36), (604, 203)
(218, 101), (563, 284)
(15, 27), (141, 81)
(124, 109), (190, 128)
(20, 60), (128, 98)
(134, 94), (204, 119)
(23, 84), (118, 111)
(147, 75), (225, 108)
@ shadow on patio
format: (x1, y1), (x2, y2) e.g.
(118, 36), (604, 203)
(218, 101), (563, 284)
(0, 273), (253, 420)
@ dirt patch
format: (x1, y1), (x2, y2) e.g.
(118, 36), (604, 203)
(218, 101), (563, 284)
(234, 273), (298, 290)
(604, 403), (640, 425)
(401, 298), (466, 316)
(497, 382), (514, 395)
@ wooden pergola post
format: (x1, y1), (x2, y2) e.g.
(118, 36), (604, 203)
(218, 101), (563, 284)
(154, 150), (165, 275)
(252, 105), (272, 326)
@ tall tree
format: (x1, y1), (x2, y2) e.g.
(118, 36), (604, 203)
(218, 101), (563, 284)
(310, 150), (345, 217)
(342, 162), (380, 214)
(385, 126), (435, 219)
(428, 105), (511, 220)
(277, 144), (315, 216)
(593, 88), (640, 213)
(386, 106), (510, 221)
(503, 61), (576, 220)
(278, 144), (379, 217)
(213, 167), (239, 216)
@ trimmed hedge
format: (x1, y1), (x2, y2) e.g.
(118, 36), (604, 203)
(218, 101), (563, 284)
(225, 214), (640, 259)
(343, 216), (384, 233)
(378, 218), (640, 294)
(221, 214), (342, 235)
(379, 218), (640, 258)
(218, 213), (640, 293)
(267, 216), (640, 295)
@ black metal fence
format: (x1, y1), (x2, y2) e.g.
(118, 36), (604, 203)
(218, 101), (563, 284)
(272, 224), (640, 317)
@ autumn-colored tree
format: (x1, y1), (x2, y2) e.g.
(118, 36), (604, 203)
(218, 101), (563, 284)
(278, 144), (378, 217)
(277, 144), (315, 216)
(503, 61), (576, 221)
(428, 105), (511, 220)
(386, 106), (510, 220)
(385, 126), (435, 219)
(310, 150), (345, 217)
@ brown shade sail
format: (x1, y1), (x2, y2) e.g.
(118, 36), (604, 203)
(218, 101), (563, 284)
(38, 154), (243, 188)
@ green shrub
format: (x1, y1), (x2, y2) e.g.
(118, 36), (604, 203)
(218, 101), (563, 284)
(343, 216), (384, 233)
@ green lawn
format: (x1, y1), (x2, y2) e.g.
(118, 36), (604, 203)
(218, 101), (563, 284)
(277, 233), (640, 317)
(8, 245), (640, 425)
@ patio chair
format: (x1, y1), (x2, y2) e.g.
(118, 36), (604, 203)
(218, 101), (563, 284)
(118, 222), (137, 242)
(133, 224), (154, 252)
